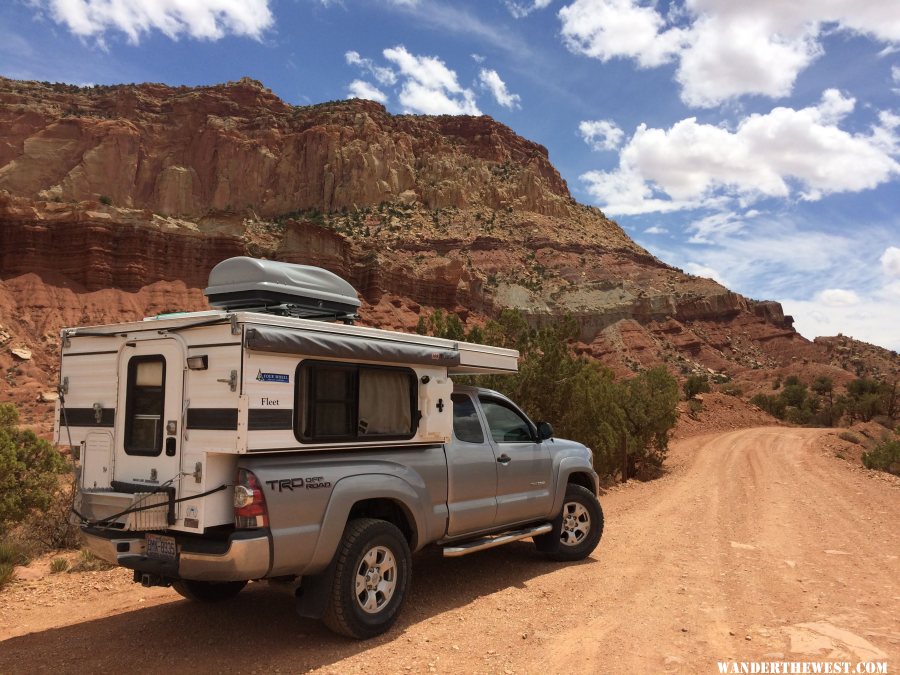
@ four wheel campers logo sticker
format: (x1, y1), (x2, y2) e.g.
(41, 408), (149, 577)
(256, 370), (290, 383)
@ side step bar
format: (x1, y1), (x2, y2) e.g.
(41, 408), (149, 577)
(442, 523), (553, 557)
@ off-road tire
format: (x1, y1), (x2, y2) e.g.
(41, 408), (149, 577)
(172, 579), (248, 602)
(534, 484), (604, 561)
(322, 518), (411, 640)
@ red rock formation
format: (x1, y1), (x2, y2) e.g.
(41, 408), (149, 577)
(0, 76), (895, 430)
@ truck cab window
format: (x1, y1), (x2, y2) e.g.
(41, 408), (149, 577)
(451, 393), (484, 444)
(124, 356), (166, 456)
(479, 398), (534, 443)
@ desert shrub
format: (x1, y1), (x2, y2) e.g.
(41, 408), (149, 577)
(688, 399), (703, 415)
(861, 439), (900, 475)
(17, 483), (80, 552)
(50, 557), (69, 573)
(98, 195), (112, 205)
(683, 375), (710, 400)
(69, 548), (113, 573)
(0, 540), (29, 567)
(0, 404), (69, 537)
(720, 382), (743, 397)
(0, 563), (12, 589)
(838, 431), (862, 445)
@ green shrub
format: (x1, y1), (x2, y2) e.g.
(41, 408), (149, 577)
(0, 540), (29, 566)
(0, 404), (69, 536)
(683, 375), (710, 400)
(838, 431), (862, 445)
(720, 382), (743, 397)
(98, 195), (112, 205)
(862, 440), (900, 475)
(50, 557), (69, 573)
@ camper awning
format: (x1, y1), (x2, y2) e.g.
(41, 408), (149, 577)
(245, 326), (461, 367)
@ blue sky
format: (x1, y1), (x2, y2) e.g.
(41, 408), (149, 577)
(2, 0), (899, 350)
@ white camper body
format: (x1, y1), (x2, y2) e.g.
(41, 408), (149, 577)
(57, 309), (518, 534)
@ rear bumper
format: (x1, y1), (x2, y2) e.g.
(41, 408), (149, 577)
(82, 527), (272, 582)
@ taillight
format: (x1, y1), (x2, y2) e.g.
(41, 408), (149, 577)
(234, 469), (268, 528)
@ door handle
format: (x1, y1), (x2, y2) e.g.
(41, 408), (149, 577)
(497, 453), (511, 465)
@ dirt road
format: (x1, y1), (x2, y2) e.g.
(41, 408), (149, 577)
(1, 427), (897, 674)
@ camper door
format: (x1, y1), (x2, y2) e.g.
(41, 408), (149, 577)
(113, 338), (185, 495)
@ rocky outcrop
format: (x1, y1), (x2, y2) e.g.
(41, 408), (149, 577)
(4, 76), (881, 430)
(0, 78), (573, 218)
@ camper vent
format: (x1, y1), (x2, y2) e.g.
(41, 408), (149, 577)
(204, 257), (361, 322)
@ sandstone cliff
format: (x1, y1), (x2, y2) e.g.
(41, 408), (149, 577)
(0, 77), (895, 429)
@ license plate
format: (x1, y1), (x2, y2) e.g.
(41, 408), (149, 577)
(146, 534), (177, 561)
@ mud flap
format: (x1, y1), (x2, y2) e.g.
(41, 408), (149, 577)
(295, 560), (338, 619)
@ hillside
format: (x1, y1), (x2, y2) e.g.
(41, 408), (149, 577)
(0, 76), (897, 428)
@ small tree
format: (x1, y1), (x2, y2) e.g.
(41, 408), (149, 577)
(683, 375), (710, 400)
(0, 404), (68, 536)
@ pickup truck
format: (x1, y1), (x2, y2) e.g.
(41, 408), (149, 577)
(61, 257), (603, 639)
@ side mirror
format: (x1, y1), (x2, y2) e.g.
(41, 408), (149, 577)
(537, 421), (554, 441)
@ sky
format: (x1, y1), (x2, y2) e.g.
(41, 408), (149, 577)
(1, 0), (899, 350)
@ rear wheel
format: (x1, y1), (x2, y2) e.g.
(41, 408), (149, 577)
(323, 518), (411, 640)
(172, 579), (247, 602)
(535, 484), (604, 561)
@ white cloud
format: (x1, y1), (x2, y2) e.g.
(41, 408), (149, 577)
(478, 69), (521, 109)
(816, 288), (861, 306)
(581, 91), (900, 215)
(347, 80), (387, 104)
(684, 262), (725, 284)
(559, 0), (684, 68)
(345, 50), (397, 85)
(558, 0), (900, 107)
(783, 293), (900, 350)
(506, 0), (554, 19)
(471, 53), (485, 63)
(383, 45), (480, 115)
(38, 0), (273, 44)
(686, 212), (746, 244)
(645, 225), (668, 234)
(579, 119), (624, 151)
(881, 246), (900, 277)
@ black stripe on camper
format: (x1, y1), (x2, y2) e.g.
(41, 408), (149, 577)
(186, 408), (239, 430)
(248, 409), (293, 431)
(64, 408), (115, 427)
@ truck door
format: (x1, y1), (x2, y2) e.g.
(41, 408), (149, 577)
(445, 392), (498, 536)
(113, 338), (185, 499)
(478, 395), (553, 526)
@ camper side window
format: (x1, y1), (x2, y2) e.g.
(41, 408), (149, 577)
(296, 361), (417, 442)
(124, 355), (166, 456)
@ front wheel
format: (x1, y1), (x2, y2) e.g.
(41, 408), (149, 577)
(322, 518), (411, 639)
(535, 484), (604, 561)
(172, 579), (248, 602)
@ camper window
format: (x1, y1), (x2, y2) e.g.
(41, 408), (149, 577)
(296, 361), (417, 442)
(124, 355), (166, 456)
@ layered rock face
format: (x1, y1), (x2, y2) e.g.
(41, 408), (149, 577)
(1, 76), (893, 429)
(0, 77), (573, 218)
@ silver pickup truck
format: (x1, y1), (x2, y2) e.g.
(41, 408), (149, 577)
(60, 258), (603, 639)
